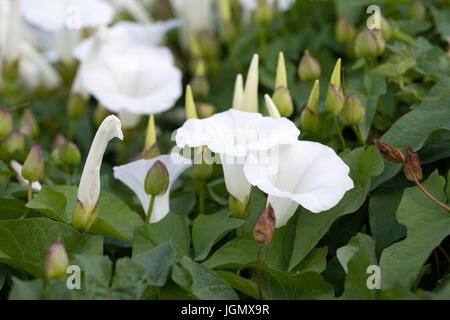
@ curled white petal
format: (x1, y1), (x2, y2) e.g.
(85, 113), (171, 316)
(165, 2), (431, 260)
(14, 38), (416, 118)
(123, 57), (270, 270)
(10, 160), (42, 191)
(78, 115), (123, 210)
(244, 141), (354, 227)
(113, 153), (192, 223)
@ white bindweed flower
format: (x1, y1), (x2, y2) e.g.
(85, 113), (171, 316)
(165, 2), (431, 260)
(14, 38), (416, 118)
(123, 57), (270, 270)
(113, 153), (192, 223)
(2, 0), (21, 63)
(170, 0), (214, 50)
(175, 109), (300, 209)
(73, 115), (123, 231)
(10, 160), (42, 191)
(73, 21), (182, 117)
(244, 141), (354, 227)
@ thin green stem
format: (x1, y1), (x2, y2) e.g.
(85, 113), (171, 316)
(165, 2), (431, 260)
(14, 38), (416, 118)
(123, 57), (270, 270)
(414, 178), (450, 212)
(257, 243), (263, 300)
(145, 195), (156, 224)
(67, 119), (77, 141)
(352, 125), (366, 146)
(20, 181), (33, 219)
(333, 116), (346, 150)
(198, 180), (205, 215)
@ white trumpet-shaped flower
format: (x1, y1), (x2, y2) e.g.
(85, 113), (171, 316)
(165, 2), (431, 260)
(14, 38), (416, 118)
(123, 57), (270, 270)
(175, 109), (300, 205)
(1, 0), (21, 63)
(170, 0), (214, 50)
(244, 141), (354, 227)
(74, 115), (123, 230)
(113, 153), (192, 223)
(74, 21), (182, 116)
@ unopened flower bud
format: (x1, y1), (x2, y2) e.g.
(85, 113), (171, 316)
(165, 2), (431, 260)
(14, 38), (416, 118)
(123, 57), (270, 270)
(145, 160), (169, 196)
(185, 85), (198, 120)
(0, 108), (13, 140)
(20, 109), (39, 138)
(229, 194), (250, 220)
(190, 76), (209, 100)
(191, 148), (213, 181)
(300, 80), (320, 133)
(0, 131), (25, 160)
(60, 141), (81, 166)
(298, 51), (321, 82)
(354, 29), (385, 59)
(142, 143), (161, 160)
(254, 1), (273, 26)
(340, 94), (365, 125)
(378, 16), (392, 41)
(67, 93), (87, 120)
(197, 103), (216, 119)
(408, 0), (426, 20)
(45, 241), (69, 280)
(52, 134), (66, 150)
(335, 16), (356, 44)
(373, 139), (405, 163)
(404, 146), (423, 182)
(264, 94), (281, 118)
(197, 30), (220, 60)
(325, 58), (344, 116)
(272, 86), (294, 117)
(253, 204), (276, 245)
(22, 144), (45, 182)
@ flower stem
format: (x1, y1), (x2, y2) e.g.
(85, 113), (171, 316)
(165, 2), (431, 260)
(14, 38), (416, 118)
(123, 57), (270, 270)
(333, 116), (346, 150)
(257, 243), (263, 300)
(414, 178), (450, 212)
(20, 181), (33, 219)
(145, 195), (156, 224)
(67, 119), (77, 141)
(352, 125), (366, 146)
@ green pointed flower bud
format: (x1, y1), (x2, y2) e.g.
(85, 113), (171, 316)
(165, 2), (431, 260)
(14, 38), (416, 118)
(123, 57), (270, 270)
(20, 109), (39, 138)
(197, 30), (220, 60)
(264, 94), (281, 118)
(22, 144), (45, 182)
(185, 85), (199, 120)
(60, 141), (81, 166)
(51, 148), (63, 166)
(0, 131), (25, 161)
(190, 76), (209, 100)
(408, 0), (426, 20)
(272, 52), (294, 117)
(197, 103), (216, 119)
(191, 147), (213, 181)
(72, 199), (99, 231)
(142, 143), (160, 160)
(67, 93), (87, 120)
(354, 29), (385, 59)
(325, 59), (344, 116)
(298, 51), (321, 82)
(0, 108), (13, 140)
(45, 241), (69, 280)
(300, 80), (320, 133)
(254, 0), (273, 26)
(379, 16), (392, 41)
(229, 194), (250, 220)
(145, 160), (169, 196)
(272, 86), (294, 117)
(341, 94), (366, 125)
(52, 134), (66, 150)
(94, 105), (111, 128)
(335, 16), (356, 44)
(144, 115), (157, 151)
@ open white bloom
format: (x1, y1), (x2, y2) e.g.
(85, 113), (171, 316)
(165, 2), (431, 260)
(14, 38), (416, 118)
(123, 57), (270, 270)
(176, 109), (300, 205)
(10, 160), (42, 191)
(113, 153), (192, 223)
(244, 141), (354, 227)
(76, 115), (123, 225)
(1, 0), (21, 62)
(170, 0), (214, 50)
(74, 21), (182, 116)
(240, 0), (295, 12)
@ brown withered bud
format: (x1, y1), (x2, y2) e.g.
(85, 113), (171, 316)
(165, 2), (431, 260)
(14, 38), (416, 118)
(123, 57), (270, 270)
(373, 139), (405, 163)
(253, 204), (276, 246)
(404, 146), (423, 182)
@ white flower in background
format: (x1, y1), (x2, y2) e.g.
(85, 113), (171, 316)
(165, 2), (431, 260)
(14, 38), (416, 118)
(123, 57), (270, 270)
(72, 22), (182, 120)
(20, 0), (114, 65)
(113, 153), (192, 223)
(73, 115), (123, 231)
(110, 0), (153, 24)
(10, 160), (42, 191)
(1, 0), (21, 63)
(175, 109), (300, 207)
(240, 0), (295, 12)
(170, 0), (214, 50)
(244, 141), (354, 227)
